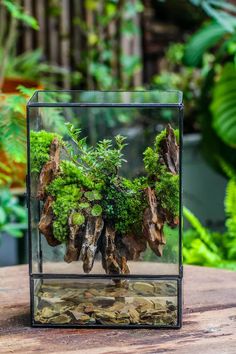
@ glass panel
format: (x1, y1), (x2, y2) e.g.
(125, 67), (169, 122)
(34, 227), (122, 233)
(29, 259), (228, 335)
(28, 90), (182, 105)
(33, 278), (179, 327)
(28, 93), (181, 277)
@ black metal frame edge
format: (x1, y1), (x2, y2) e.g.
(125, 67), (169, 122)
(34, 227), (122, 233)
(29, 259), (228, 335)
(30, 273), (182, 280)
(179, 104), (184, 278)
(31, 323), (181, 330)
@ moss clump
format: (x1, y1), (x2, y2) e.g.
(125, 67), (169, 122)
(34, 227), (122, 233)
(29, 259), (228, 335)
(51, 184), (83, 242)
(47, 159), (102, 242)
(143, 147), (158, 176)
(155, 173), (179, 217)
(102, 177), (147, 235)
(30, 130), (61, 173)
(84, 190), (102, 201)
(79, 202), (90, 209)
(143, 128), (179, 218)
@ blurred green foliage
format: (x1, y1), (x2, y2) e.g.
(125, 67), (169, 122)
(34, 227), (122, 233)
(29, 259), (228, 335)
(75, 0), (143, 89)
(0, 0), (236, 271)
(0, 189), (27, 240)
(183, 180), (236, 270)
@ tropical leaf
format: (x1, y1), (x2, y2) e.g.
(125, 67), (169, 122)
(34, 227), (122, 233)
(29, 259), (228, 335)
(225, 179), (236, 216)
(3, 0), (39, 29)
(0, 108), (26, 163)
(183, 21), (226, 66)
(211, 63), (236, 147)
(189, 0), (236, 32)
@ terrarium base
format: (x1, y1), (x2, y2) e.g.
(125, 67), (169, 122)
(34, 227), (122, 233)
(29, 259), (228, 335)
(34, 279), (178, 327)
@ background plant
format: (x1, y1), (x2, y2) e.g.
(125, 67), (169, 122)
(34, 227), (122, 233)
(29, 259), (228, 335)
(0, 189), (27, 241)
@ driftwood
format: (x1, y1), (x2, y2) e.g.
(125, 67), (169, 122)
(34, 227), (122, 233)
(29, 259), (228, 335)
(159, 124), (179, 175)
(38, 196), (61, 247)
(37, 138), (60, 200)
(81, 216), (104, 273)
(121, 233), (147, 261)
(101, 225), (130, 275)
(143, 187), (166, 257)
(64, 212), (83, 263)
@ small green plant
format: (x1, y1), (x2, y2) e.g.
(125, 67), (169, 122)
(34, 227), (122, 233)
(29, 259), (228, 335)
(0, 188), (27, 241)
(91, 204), (103, 217)
(183, 174), (236, 270)
(72, 213), (85, 226)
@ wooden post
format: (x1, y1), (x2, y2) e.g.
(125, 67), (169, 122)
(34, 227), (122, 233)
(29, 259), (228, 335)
(60, 0), (70, 89)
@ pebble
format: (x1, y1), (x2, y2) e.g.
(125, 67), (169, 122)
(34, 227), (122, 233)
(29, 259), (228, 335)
(35, 280), (178, 326)
(132, 282), (155, 295)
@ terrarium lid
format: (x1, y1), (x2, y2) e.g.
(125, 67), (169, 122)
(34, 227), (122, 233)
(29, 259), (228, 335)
(27, 90), (183, 107)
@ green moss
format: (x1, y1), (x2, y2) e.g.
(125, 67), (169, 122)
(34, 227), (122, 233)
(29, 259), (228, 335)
(72, 212), (85, 225)
(155, 128), (167, 150)
(84, 190), (102, 201)
(155, 173), (179, 217)
(52, 192), (79, 242)
(143, 147), (158, 176)
(35, 124), (180, 242)
(60, 160), (95, 190)
(174, 129), (179, 144)
(49, 178), (83, 242)
(102, 177), (147, 235)
(30, 130), (61, 173)
(91, 204), (102, 216)
(79, 202), (90, 209)
(143, 128), (180, 218)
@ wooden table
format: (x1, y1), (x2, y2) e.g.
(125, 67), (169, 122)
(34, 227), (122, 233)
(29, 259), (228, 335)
(0, 265), (236, 354)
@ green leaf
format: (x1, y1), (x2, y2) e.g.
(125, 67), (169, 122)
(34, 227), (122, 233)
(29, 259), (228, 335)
(2, 223), (26, 237)
(184, 21), (226, 67)
(3, 0), (39, 29)
(189, 0), (236, 32)
(91, 204), (102, 217)
(72, 213), (85, 226)
(17, 85), (36, 97)
(0, 207), (7, 225)
(211, 63), (236, 147)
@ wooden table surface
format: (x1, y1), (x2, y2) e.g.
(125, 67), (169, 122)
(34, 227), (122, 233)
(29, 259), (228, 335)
(0, 265), (236, 354)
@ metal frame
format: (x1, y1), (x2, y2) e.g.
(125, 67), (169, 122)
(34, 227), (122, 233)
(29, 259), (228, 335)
(26, 90), (184, 329)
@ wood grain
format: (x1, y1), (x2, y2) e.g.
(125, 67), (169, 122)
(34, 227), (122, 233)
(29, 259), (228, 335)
(0, 265), (236, 354)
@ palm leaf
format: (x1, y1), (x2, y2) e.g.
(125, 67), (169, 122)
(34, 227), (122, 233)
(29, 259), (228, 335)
(211, 63), (236, 147)
(189, 0), (236, 32)
(183, 21), (226, 66)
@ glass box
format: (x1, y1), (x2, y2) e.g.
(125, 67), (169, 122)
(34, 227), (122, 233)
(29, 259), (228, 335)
(26, 90), (183, 328)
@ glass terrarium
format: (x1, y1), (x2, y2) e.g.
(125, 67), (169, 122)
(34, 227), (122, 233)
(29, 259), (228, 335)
(26, 90), (183, 328)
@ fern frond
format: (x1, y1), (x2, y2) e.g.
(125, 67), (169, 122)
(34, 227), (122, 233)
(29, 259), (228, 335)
(218, 158), (236, 179)
(225, 179), (236, 216)
(184, 21), (226, 66)
(183, 206), (219, 253)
